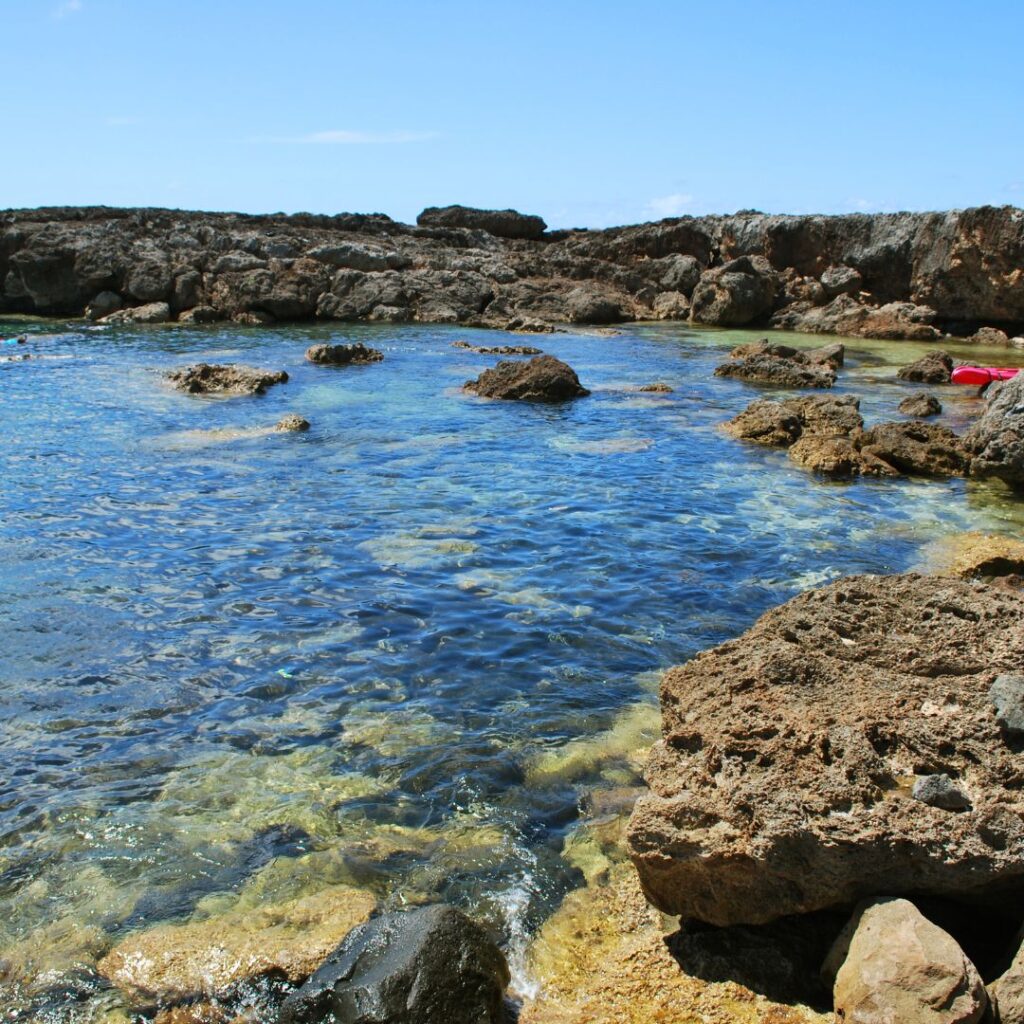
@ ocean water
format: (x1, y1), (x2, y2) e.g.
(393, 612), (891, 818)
(1, 320), (1021, 1019)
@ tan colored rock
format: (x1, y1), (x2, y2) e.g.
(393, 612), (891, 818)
(922, 531), (1024, 581)
(627, 573), (1024, 926)
(519, 864), (830, 1024)
(304, 342), (383, 365)
(856, 421), (970, 477)
(788, 435), (875, 478)
(989, 929), (1024, 1023)
(98, 885), (376, 1006)
(724, 394), (862, 448)
(831, 899), (986, 1024)
(165, 363), (288, 396)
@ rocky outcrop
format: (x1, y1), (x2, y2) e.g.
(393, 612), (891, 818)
(165, 363), (289, 396)
(856, 421), (970, 477)
(280, 905), (509, 1024)
(275, 414), (310, 432)
(305, 342), (383, 365)
(990, 930), (1024, 1022)
(724, 393), (862, 447)
(417, 204), (547, 240)
(715, 340), (842, 388)
(464, 354), (589, 402)
(829, 899), (987, 1024)
(451, 341), (543, 355)
(627, 573), (1024, 926)
(964, 373), (1024, 487)
(898, 350), (955, 384)
(900, 393), (942, 417)
(5, 205), (1024, 334)
(98, 885), (376, 1007)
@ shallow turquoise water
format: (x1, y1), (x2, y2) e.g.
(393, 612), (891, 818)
(1, 320), (1021, 1018)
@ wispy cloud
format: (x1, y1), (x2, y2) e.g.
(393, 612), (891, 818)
(253, 129), (439, 145)
(53, 0), (82, 19)
(647, 193), (694, 218)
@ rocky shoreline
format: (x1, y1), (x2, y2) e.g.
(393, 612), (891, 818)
(5, 204), (1024, 339)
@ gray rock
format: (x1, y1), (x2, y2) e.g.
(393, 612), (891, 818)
(912, 774), (972, 812)
(900, 393), (943, 417)
(990, 674), (1024, 738)
(85, 290), (122, 320)
(566, 286), (623, 324)
(279, 904), (509, 1024)
(820, 264), (863, 298)
(655, 253), (702, 295)
(305, 342), (383, 366)
(690, 256), (779, 327)
(965, 373), (1024, 488)
(275, 415), (310, 432)
(898, 351), (955, 385)
(830, 898), (987, 1024)
(125, 259), (172, 302)
(101, 301), (170, 324)
(166, 363), (288, 396)
(417, 205), (546, 240)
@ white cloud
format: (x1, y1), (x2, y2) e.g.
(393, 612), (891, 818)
(53, 0), (82, 18)
(254, 130), (439, 145)
(647, 193), (694, 218)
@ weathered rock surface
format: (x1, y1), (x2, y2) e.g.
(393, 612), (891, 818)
(925, 531), (1024, 581)
(724, 393), (863, 447)
(898, 350), (955, 384)
(279, 904), (509, 1024)
(464, 354), (589, 402)
(451, 340), (543, 355)
(166, 363), (288, 396)
(275, 414), (310, 432)
(715, 340), (842, 388)
(98, 885), (376, 1006)
(638, 382), (674, 393)
(900, 392), (943, 417)
(5, 205), (1024, 334)
(305, 342), (383, 365)
(856, 420), (970, 477)
(830, 899), (987, 1024)
(627, 573), (1024, 926)
(102, 300), (170, 324)
(965, 373), (1024, 487)
(989, 929), (1024, 1022)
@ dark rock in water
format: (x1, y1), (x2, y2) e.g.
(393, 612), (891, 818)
(276, 414), (310, 432)
(279, 904), (510, 1024)
(856, 420), (969, 478)
(828, 899), (987, 1024)
(417, 204), (547, 240)
(965, 373), (1024, 488)
(912, 774), (972, 812)
(898, 350), (955, 384)
(990, 674), (1024, 739)
(464, 354), (589, 402)
(178, 304), (219, 324)
(690, 256), (779, 327)
(724, 393), (862, 448)
(715, 339), (839, 388)
(638, 382), (674, 393)
(627, 573), (1024, 926)
(305, 342), (383, 365)
(166, 363), (288, 396)
(899, 393), (943, 417)
(451, 341), (543, 355)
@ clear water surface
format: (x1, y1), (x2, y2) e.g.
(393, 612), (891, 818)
(1, 320), (1021, 1019)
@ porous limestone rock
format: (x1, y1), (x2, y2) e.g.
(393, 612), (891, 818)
(464, 354), (589, 402)
(166, 363), (288, 396)
(304, 342), (383, 365)
(965, 373), (1024, 487)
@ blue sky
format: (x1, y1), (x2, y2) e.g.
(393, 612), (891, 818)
(3, 0), (1022, 227)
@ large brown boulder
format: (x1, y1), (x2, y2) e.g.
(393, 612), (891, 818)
(464, 354), (589, 402)
(627, 573), (1024, 927)
(724, 394), (862, 447)
(830, 899), (987, 1024)
(305, 342), (383, 365)
(856, 420), (970, 477)
(690, 256), (779, 327)
(715, 340), (842, 389)
(898, 350), (955, 384)
(965, 373), (1024, 488)
(417, 204), (547, 240)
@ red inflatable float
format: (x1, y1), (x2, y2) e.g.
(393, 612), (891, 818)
(950, 365), (1019, 387)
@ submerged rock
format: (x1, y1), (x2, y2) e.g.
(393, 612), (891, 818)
(305, 342), (383, 365)
(275, 414), (310, 432)
(627, 573), (1024, 926)
(166, 363), (289, 396)
(965, 372), (1024, 487)
(924, 531), (1024, 581)
(898, 350), (955, 384)
(464, 354), (589, 402)
(98, 884), (376, 1006)
(279, 904), (509, 1024)
(637, 382), (674, 393)
(715, 339), (840, 388)
(900, 393), (943, 417)
(830, 899), (987, 1024)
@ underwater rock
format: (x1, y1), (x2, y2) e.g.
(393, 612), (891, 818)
(627, 573), (1024, 926)
(830, 899), (987, 1024)
(279, 904), (509, 1024)
(98, 884), (377, 1006)
(899, 393), (943, 417)
(637, 382), (674, 393)
(924, 531), (1024, 581)
(305, 342), (384, 365)
(166, 363), (288, 396)
(519, 863), (830, 1024)
(690, 256), (779, 327)
(898, 350), (955, 384)
(965, 373), (1024, 487)
(464, 354), (589, 402)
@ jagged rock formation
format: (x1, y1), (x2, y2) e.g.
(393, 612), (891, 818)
(627, 573), (1024, 927)
(965, 373), (1024, 487)
(165, 363), (289, 396)
(4, 205), (1024, 334)
(464, 354), (589, 402)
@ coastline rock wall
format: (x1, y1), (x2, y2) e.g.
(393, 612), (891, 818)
(3, 204), (1024, 335)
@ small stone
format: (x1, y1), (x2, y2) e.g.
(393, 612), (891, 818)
(275, 415), (310, 432)
(912, 774), (971, 811)
(990, 674), (1024, 737)
(900, 393), (943, 417)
